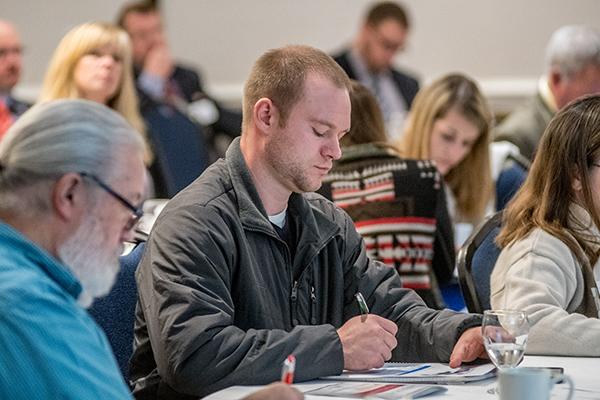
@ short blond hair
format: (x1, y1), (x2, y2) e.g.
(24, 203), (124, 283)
(242, 45), (351, 131)
(39, 22), (151, 162)
(398, 73), (493, 223)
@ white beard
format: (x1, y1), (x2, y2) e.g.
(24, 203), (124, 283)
(58, 214), (122, 308)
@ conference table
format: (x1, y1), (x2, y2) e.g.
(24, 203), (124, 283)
(205, 356), (600, 399)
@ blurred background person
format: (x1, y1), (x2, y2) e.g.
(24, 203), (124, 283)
(0, 20), (29, 140)
(333, 1), (419, 140)
(37, 22), (161, 195)
(398, 73), (493, 228)
(318, 80), (455, 309)
(495, 25), (600, 161)
(117, 1), (242, 155)
(492, 94), (600, 356)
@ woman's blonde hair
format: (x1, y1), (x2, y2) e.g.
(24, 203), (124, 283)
(497, 95), (600, 265)
(39, 22), (151, 162)
(398, 73), (493, 223)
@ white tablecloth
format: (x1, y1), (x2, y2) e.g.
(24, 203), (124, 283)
(204, 356), (600, 399)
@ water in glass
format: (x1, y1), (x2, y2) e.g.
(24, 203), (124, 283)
(482, 310), (529, 370)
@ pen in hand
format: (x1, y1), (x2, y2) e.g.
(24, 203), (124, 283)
(355, 292), (369, 322)
(281, 354), (296, 384)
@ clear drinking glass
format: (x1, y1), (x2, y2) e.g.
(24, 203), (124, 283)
(482, 309), (530, 395)
(482, 309), (530, 370)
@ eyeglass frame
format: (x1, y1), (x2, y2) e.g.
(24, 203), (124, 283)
(79, 172), (143, 230)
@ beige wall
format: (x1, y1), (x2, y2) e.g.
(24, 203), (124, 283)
(5, 0), (600, 111)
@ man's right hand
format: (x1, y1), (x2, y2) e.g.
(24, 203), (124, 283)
(143, 40), (173, 79)
(337, 315), (398, 370)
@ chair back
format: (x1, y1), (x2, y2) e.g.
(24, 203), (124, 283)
(144, 106), (210, 197)
(88, 241), (146, 382)
(457, 211), (503, 313)
(496, 153), (529, 211)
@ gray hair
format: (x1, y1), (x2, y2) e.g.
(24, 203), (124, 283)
(0, 99), (145, 212)
(545, 25), (600, 78)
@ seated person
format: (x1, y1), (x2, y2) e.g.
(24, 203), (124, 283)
(0, 100), (146, 399)
(397, 73), (525, 241)
(0, 100), (302, 400)
(332, 1), (419, 138)
(117, 2), (242, 154)
(37, 22), (158, 193)
(130, 44), (485, 399)
(495, 25), (600, 161)
(0, 20), (29, 140)
(318, 81), (454, 309)
(492, 94), (600, 356)
(397, 73), (492, 226)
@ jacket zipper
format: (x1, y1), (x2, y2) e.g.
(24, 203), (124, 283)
(310, 285), (317, 325)
(290, 280), (299, 326)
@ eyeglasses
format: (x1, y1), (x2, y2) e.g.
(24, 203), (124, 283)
(371, 27), (405, 53)
(79, 172), (143, 231)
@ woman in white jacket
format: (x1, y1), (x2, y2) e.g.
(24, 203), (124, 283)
(491, 94), (600, 356)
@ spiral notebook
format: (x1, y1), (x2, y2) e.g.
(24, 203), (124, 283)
(320, 363), (496, 384)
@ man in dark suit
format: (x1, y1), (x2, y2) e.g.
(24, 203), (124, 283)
(0, 20), (29, 140)
(117, 2), (243, 197)
(333, 2), (418, 140)
(117, 1), (242, 147)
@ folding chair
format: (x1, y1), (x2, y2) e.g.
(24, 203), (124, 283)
(457, 211), (503, 313)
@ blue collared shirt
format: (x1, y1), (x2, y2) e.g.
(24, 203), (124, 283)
(0, 222), (132, 399)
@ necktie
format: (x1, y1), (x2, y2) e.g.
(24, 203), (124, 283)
(371, 74), (391, 122)
(0, 99), (14, 141)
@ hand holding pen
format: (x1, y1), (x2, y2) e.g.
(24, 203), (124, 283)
(355, 292), (369, 322)
(335, 292), (398, 371)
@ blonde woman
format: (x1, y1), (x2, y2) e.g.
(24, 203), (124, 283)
(39, 21), (151, 163)
(492, 95), (600, 356)
(398, 73), (493, 225)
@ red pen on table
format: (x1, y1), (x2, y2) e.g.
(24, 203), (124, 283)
(281, 354), (296, 384)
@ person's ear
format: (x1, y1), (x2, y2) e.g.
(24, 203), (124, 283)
(52, 173), (86, 222)
(548, 69), (565, 100)
(253, 98), (279, 134)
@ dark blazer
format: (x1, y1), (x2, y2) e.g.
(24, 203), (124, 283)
(134, 64), (242, 139)
(133, 65), (242, 197)
(333, 49), (420, 108)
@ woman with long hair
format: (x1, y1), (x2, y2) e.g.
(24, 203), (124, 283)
(492, 94), (600, 356)
(398, 73), (493, 225)
(39, 21), (151, 163)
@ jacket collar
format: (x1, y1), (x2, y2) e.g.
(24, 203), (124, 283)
(569, 202), (600, 254)
(225, 137), (339, 244)
(0, 221), (82, 300)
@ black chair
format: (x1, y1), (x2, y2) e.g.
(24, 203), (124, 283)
(457, 211), (503, 313)
(495, 153), (529, 211)
(88, 241), (146, 382)
(144, 106), (211, 198)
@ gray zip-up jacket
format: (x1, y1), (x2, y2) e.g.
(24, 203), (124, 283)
(130, 138), (481, 399)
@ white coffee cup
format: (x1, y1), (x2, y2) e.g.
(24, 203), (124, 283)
(498, 367), (574, 400)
